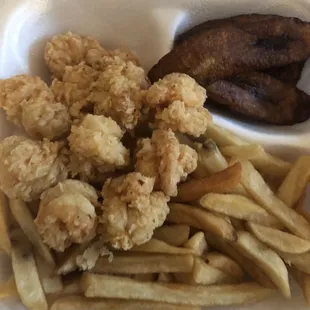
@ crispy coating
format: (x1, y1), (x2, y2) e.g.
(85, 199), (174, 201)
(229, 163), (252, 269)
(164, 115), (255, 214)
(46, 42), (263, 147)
(44, 32), (102, 78)
(0, 136), (68, 201)
(86, 47), (139, 71)
(100, 172), (169, 250)
(35, 192), (97, 251)
(146, 73), (206, 107)
(68, 115), (130, 174)
(136, 129), (198, 196)
(155, 100), (212, 137)
(21, 95), (71, 140)
(0, 74), (71, 140)
(51, 63), (99, 119)
(90, 61), (150, 129)
(40, 179), (99, 207)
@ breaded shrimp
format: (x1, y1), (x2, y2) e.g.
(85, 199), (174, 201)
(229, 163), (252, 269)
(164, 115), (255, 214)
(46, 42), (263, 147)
(100, 172), (169, 250)
(35, 193), (97, 251)
(135, 129), (198, 196)
(40, 179), (99, 207)
(44, 32), (102, 78)
(90, 61), (150, 129)
(155, 100), (212, 137)
(68, 115), (130, 174)
(0, 136), (68, 201)
(146, 73), (206, 107)
(51, 62), (99, 119)
(144, 73), (211, 137)
(86, 47), (139, 71)
(0, 75), (71, 140)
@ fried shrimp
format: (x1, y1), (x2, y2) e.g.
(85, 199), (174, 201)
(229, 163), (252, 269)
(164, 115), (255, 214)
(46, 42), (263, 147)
(100, 172), (169, 250)
(86, 46), (140, 71)
(40, 179), (99, 207)
(35, 193), (97, 252)
(155, 100), (212, 137)
(44, 32), (102, 78)
(136, 129), (198, 196)
(68, 114), (130, 176)
(51, 62), (99, 119)
(146, 73), (206, 107)
(145, 73), (211, 137)
(90, 61), (150, 129)
(0, 75), (71, 140)
(0, 136), (68, 201)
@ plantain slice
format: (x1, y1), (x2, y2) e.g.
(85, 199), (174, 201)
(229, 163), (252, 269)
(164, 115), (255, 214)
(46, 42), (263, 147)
(149, 15), (310, 83)
(206, 72), (310, 125)
(263, 61), (305, 86)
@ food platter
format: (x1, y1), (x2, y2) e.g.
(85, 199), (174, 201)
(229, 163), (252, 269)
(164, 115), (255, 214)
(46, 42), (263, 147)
(1, 0), (310, 309)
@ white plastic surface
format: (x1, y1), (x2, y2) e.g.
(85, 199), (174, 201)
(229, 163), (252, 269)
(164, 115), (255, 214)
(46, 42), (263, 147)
(0, 0), (310, 309)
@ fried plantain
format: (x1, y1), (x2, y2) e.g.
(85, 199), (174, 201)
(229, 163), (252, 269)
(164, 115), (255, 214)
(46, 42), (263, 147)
(149, 15), (310, 83)
(175, 14), (279, 45)
(263, 61), (305, 86)
(206, 72), (310, 125)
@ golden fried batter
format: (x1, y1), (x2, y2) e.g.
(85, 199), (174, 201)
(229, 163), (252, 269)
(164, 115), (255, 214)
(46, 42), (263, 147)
(146, 73), (206, 107)
(0, 75), (71, 140)
(0, 136), (68, 201)
(90, 61), (150, 129)
(100, 172), (169, 250)
(136, 129), (198, 196)
(155, 100), (212, 137)
(68, 115), (130, 175)
(51, 62), (99, 119)
(44, 32), (102, 78)
(35, 192), (97, 251)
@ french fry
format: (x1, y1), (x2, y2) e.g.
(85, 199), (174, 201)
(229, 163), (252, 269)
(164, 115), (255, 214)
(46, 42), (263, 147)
(230, 218), (245, 230)
(278, 156), (310, 207)
(131, 238), (195, 255)
(153, 225), (190, 247)
(133, 274), (157, 282)
(247, 222), (310, 254)
(250, 153), (291, 181)
(176, 163), (242, 202)
(204, 233), (275, 288)
(205, 123), (248, 147)
(81, 273), (275, 306)
(157, 273), (175, 283)
(35, 252), (64, 294)
(279, 252), (310, 275)
(239, 159), (310, 239)
(9, 198), (55, 266)
(11, 229), (48, 310)
(290, 267), (310, 305)
(175, 257), (238, 285)
(50, 295), (201, 310)
(183, 232), (208, 256)
(204, 252), (244, 281)
(234, 231), (290, 298)
(206, 124), (291, 179)
(56, 243), (90, 275)
(0, 276), (18, 299)
(192, 140), (249, 196)
(193, 139), (228, 177)
(62, 274), (82, 295)
(0, 191), (11, 256)
(220, 144), (265, 160)
(167, 203), (237, 241)
(200, 193), (281, 227)
(294, 190), (310, 223)
(92, 254), (194, 274)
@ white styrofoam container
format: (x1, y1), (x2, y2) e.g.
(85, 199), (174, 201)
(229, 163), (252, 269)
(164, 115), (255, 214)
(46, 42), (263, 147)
(0, 0), (310, 309)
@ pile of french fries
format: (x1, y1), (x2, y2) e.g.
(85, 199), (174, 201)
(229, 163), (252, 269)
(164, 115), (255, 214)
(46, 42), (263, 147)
(1, 122), (310, 309)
